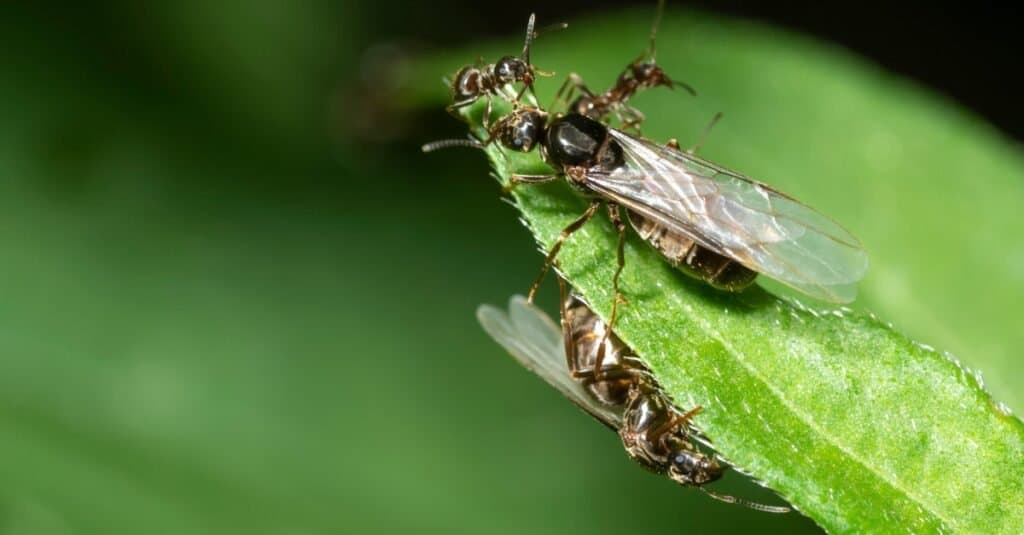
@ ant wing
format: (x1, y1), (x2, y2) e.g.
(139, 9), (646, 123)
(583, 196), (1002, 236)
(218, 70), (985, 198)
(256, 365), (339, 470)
(477, 296), (622, 430)
(586, 130), (868, 303)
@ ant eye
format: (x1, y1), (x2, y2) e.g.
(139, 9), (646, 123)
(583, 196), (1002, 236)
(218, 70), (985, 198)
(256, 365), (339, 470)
(669, 452), (723, 486)
(673, 453), (695, 470)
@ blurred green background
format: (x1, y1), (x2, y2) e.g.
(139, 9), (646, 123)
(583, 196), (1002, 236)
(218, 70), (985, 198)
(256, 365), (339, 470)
(1, 2), (1022, 533)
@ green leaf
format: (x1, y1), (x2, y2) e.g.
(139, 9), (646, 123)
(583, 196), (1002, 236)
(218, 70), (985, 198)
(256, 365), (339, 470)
(445, 9), (1024, 534)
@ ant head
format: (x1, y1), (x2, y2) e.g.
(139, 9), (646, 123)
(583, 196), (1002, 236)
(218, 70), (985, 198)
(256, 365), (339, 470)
(631, 62), (669, 87)
(452, 66), (482, 101)
(496, 108), (548, 152)
(630, 61), (696, 96)
(494, 56), (529, 85)
(666, 446), (723, 486)
(623, 2), (697, 97)
(521, 14), (538, 67)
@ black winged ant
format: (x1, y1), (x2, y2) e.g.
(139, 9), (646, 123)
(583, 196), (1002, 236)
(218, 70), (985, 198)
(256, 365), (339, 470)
(558, 278), (723, 488)
(477, 279), (792, 512)
(426, 6), (866, 356)
(481, 105), (865, 307)
(426, 102), (865, 382)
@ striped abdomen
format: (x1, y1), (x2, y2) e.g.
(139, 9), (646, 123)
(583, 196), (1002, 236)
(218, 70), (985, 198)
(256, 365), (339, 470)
(563, 294), (648, 407)
(628, 210), (757, 292)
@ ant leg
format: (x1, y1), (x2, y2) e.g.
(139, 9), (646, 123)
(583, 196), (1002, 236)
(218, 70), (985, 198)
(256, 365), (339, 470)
(570, 365), (648, 383)
(607, 202), (628, 311)
(478, 95), (498, 129)
(614, 107), (632, 129)
(557, 269), (647, 385)
(551, 75), (576, 113)
(512, 76), (543, 108)
(570, 74), (598, 96)
(593, 202), (628, 379)
(647, 405), (703, 443)
(446, 98), (474, 112)
(445, 98), (477, 122)
(528, 201), (601, 303)
(509, 173), (559, 183)
(505, 173), (559, 193)
(557, 272), (641, 385)
(551, 73), (595, 114)
(618, 105), (647, 132)
(558, 273), (576, 372)
(687, 112), (723, 154)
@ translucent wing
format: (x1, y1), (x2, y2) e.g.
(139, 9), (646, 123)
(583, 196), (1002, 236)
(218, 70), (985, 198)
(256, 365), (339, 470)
(477, 296), (622, 429)
(586, 130), (868, 303)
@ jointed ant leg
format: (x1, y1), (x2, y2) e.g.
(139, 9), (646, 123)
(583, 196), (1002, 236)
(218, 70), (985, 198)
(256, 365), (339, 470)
(514, 81), (540, 107)
(505, 173), (558, 193)
(606, 202), (628, 310)
(687, 112), (723, 155)
(557, 273), (577, 373)
(445, 98), (474, 121)
(618, 105), (647, 132)
(482, 95), (494, 129)
(648, 405), (703, 443)
(594, 202), (629, 380)
(527, 201), (601, 303)
(552, 73), (595, 114)
(560, 289), (642, 382)
(570, 365), (647, 384)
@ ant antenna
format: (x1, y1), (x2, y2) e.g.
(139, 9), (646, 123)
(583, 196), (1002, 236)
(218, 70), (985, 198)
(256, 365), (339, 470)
(698, 487), (792, 514)
(535, 20), (570, 40)
(647, 0), (666, 62)
(521, 13), (537, 65)
(524, 12), (573, 63)
(521, 14), (568, 71)
(516, 13), (567, 105)
(687, 112), (723, 155)
(421, 138), (484, 153)
(519, 14), (569, 70)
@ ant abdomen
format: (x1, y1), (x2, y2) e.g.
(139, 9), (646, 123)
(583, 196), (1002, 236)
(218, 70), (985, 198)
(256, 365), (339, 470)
(452, 66), (482, 102)
(561, 285), (720, 488)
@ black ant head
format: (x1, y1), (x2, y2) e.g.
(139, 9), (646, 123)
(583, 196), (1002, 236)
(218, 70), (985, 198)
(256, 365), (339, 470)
(496, 108), (548, 152)
(494, 56), (530, 85)
(452, 66), (482, 101)
(631, 62), (670, 88)
(629, 60), (696, 96)
(625, 1), (697, 97)
(667, 447), (723, 486)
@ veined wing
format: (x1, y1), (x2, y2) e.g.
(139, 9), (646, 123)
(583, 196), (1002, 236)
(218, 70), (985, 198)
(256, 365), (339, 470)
(477, 296), (622, 429)
(588, 129), (868, 303)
